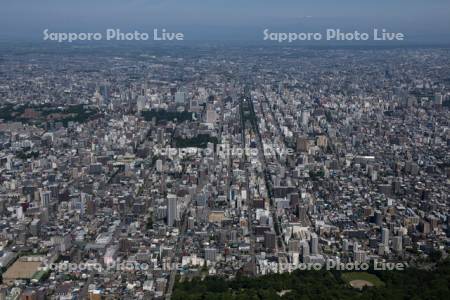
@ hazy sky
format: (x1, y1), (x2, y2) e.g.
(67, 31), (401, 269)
(1, 0), (449, 42)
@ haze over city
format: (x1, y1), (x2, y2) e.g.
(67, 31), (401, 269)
(1, 0), (450, 43)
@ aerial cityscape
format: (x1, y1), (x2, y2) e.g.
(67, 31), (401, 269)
(0, 43), (448, 299)
(1, 0), (450, 299)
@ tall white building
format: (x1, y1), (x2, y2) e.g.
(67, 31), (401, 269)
(382, 228), (389, 246)
(354, 250), (367, 263)
(301, 110), (310, 126)
(175, 91), (185, 105)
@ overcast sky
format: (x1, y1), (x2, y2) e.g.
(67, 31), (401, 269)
(1, 0), (449, 43)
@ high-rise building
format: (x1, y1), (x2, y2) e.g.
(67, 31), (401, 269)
(374, 210), (383, 226)
(392, 236), (403, 253)
(264, 231), (277, 251)
(167, 194), (177, 227)
(342, 239), (349, 252)
(137, 95), (146, 112)
(205, 247), (218, 262)
(100, 83), (109, 103)
(206, 105), (218, 123)
(188, 217), (195, 230)
(297, 205), (309, 226)
(434, 93), (443, 106)
(296, 136), (310, 153)
(301, 240), (310, 259)
(288, 239), (301, 252)
(301, 110), (310, 126)
(39, 189), (51, 208)
(310, 233), (319, 255)
(354, 250), (367, 263)
(175, 91), (185, 104)
(381, 228), (389, 246)
(353, 241), (359, 252)
(156, 159), (163, 172)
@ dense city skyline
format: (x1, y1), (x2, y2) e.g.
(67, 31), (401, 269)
(0, 1), (449, 300)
